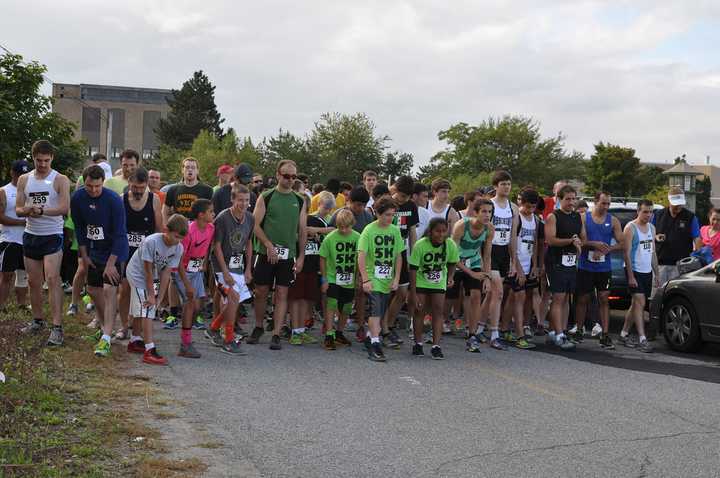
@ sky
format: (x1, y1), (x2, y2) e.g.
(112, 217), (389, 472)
(3, 0), (720, 170)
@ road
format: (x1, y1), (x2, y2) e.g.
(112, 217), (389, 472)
(134, 315), (720, 478)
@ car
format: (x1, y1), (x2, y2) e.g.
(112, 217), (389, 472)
(650, 260), (720, 352)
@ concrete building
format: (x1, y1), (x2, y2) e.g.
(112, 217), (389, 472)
(51, 83), (172, 169)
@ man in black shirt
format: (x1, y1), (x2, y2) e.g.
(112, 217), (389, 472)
(211, 164), (257, 215)
(163, 157), (214, 221)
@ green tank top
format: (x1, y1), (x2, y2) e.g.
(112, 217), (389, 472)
(458, 216), (487, 270)
(255, 187), (304, 259)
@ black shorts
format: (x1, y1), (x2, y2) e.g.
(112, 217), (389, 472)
(446, 269), (484, 298)
(491, 244), (511, 278)
(23, 233), (63, 260)
(367, 292), (391, 318)
(327, 284), (355, 312)
(509, 273), (539, 292)
(629, 270), (653, 299)
(0, 242), (24, 272)
(576, 269), (611, 295)
(87, 262), (123, 287)
(548, 265), (577, 294)
(416, 287), (446, 295)
(253, 254), (295, 288)
(399, 252), (410, 286)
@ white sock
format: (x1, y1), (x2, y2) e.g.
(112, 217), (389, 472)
(556, 332), (565, 344)
(130, 335), (142, 343)
(639, 335), (647, 343)
(431, 345), (440, 349)
(548, 330), (556, 340)
(370, 336), (380, 344)
(476, 324), (485, 335)
(101, 334), (111, 343)
(416, 342), (423, 346)
(292, 328), (302, 334)
(298, 327), (306, 334)
(145, 342), (155, 351)
(490, 329), (499, 340)
(620, 330), (628, 338)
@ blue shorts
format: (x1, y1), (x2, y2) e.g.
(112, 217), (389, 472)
(171, 271), (206, 302)
(23, 233), (63, 260)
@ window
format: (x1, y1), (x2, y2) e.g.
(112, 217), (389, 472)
(86, 146), (99, 157)
(111, 147), (123, 159)
(684, 176), (692, 191)
(142, 149), (157, 160)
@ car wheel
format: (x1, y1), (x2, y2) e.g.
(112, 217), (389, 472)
(662, 297), (701, 352)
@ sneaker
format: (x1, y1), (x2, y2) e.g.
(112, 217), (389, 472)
(113, 329), (129, 341)
(280, 325), (292, 341)
(163, 316), (178, 330)
(179, 342), (202, 358)
(523, 326), (533, 339)
(269, 334), (282, 350)
(571, 331), (584, 344)
(534, 325), (547, 336)
(345, 320), (358, 332)
(430, 346), (444, 360)
(442, 322), (452, 334)
(466, 336), (482, 353)
(637, 339), (653, 353)
(323, 334), (336, 350)
(204, 328), (225, 347)
(502, 331), (518, 343)
(21, 319), (45, 334)
(363, 336), (372, 352)
(62, 281), (73, 294)
(618, 334), (637, 348)
(86, 317), (100, 329)
(368, 342), (386, 362)
(591, 323), (603, 337)
(192, 317), (207, 330)
(355, 326), (367, 343)
(335, 331), (351, 347)
(490, 338), (507, 351)
(558, 336), (576, 351)
(222, 340), (246, 356)
(127, 340), (146, 354)
(246, 326), (264, 344)
(386, 329), (403, 348)
(143, 347), (168, 365)
(599, 334), (615, 350)
(85, 302), (95, 313)
(47, 327), (64, 346)
(299, 331), (318, 345)
(233, 325), (246, 339)
(94, 338), (111, 357)
(569, 325), (578, 335)
(412, 343), (424, 356)
(84, 329), (102, 342)
(476, 331), (489, 343)
(515, 338), (536, 350)
(66, 304), (79, 316)
(289, 333), (302, 345)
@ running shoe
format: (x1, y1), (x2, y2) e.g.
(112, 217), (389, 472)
(163, 316), (178, 330)
(192, 317), (207, 330)
(569, 325), (578, 335)
(386, 328), (403, 348)
(234, 325), (246, 339)
(323, 334), (336, 351)
(502, 331), (518, 343)
(618, 334), (637, 348)
(47, 326), (64, 346)
(430, 346), (444, 360)
(300, 331), (317, 345)
(85, 302), (95, 313)
(280, 325), (292, 341)
(490, 338), (507, 351)
(515, 338), (536, 350)
(113, 329), (129, 341)
(289, 333), (302, 345)
(84, 329), (102, 342)
(86, 317), (100, 329)
(523, 326), (533, 339)
(363, 336), (371, 352)
(599, 334), (615, 350)
(558, 336), (576, 351)
(179, 342), (202, 358)
(222, 340), (246, 356)
(204, 328), (225, 347)
(637, 339), (653, 353)
(94, 338), (111, 357)
(591, 323), (603, 337)
(466, 336), (482, 353)
(246, 326), (264, 344)
(571, 330), (584, 344)
(412, 343), (424, 356)
(127, 340), (146, 354)
(355, 326), (367, 343)
(335, 331), (351, 347)
(143, 347), (168, 365)
(269, 334), (282, 350)
(21, 319), (45, 334)
(62, 281), (73, 294)
(442, 321), (452, 334)
(476, 331), (489, 343)
(368, 342), (386, 362)
(66, 303), (79, 317)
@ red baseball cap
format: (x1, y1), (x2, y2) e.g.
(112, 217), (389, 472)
(217, 164), (234, 176)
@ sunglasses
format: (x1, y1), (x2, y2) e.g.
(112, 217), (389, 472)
(280, 173), (297, 180)
(253, 179), (263, 184)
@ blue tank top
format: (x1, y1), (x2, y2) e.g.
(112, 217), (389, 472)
(579, 211), (613, 272)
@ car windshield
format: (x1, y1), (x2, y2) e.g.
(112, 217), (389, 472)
(608, 209), (636, 228)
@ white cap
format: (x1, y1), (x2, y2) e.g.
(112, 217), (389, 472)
(668, 193), (686, 206)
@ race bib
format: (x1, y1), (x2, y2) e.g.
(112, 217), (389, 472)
(561, 253), (577, 267)
(425, 270), (442, 283)
(29, 191), (49, 205)
(336, 271), (353, 286)
(497, 229), (510, 244)
(641, 240), (653, 252)
(463, 257), (475, 268)
(229, 255), (243, 270)
(127, 233), (145, 248)
(374, 263), (392, 280)
(87, 225), (104, 241)
(523, 241), (534, 256)
(305, 242), (319, 256)
(589, 251), (605, 263)
(186, 257), (203, 273)
(274, 244), (289, 260)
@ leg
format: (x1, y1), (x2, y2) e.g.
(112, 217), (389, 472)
(513, 289), (527, 338)
(597, 291), (610, 334)
(412, 294), (428, 344)
(71, 259), (86, 307)
(0, 271), (14, 309)
(550, 292), (567, 334)
(271, 286), (289, 336)
(430, 294), (445, 346)
(574, 293), (590, 333)
(253, 285), (270, 328)
(43, 252), (63, 326)
(383, 286), (408, 333)
(119, 280), (131, 332)
(87, 286), (106, 332)
(24, 257), (45, 321)
(102, 283), (119, 337)
(466, 289), (482, 337)
(487, 274), (504, 339)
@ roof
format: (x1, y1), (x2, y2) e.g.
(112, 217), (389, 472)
(662, 161), (702, 176)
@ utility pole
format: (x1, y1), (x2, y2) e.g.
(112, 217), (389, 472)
(105, 109), (113, 162)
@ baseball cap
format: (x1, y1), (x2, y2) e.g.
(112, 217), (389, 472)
(668, 186), (686, 206)
(234, 164), (254, 184)
(216, 164), (234, 177)
(11, 160), (31, 175)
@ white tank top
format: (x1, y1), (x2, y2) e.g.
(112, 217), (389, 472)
(516, 213), (536, 274)
(631, 222), (655, 274)
(1, 183), (24, 244)
(427, 202), (450, 221)
(491, 198), (513, 246)
(24, 169), (63, 236)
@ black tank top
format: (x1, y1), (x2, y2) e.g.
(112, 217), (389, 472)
(124, 192), (156, 237)
(550, 209), (581, 265)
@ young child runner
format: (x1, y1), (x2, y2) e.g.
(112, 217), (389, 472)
(319, 209), (360, 350)
(173, 199), (215, 358)
(206, 183), (254, 355)
(357, 197), (404, 362)
(125, 214), (188, 365)
(409, 218), (459, 359)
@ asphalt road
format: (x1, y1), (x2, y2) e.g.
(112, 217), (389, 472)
(134, 316), (720, 478)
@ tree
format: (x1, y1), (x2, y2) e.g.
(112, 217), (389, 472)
(695, 176), (713, 225)
(586, 143), (646, 197)
(427, 115), (585, 192)
(380, 151), (413, 181)
(259, 130), (313, 178)
(156, 70), (224, 150)
(0, 53), (85, 180)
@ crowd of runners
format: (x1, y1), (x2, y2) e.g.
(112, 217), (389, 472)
(5, 140), (718, 364)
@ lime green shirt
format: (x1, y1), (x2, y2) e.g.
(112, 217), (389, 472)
(357, 221), (404, 294)
(319, 229), (360, 289)
(103, 176), (128, 196)
(409, 237), (459, 290)
(63, 216), (78, 251)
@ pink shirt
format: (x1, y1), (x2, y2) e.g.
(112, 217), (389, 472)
(181, 221), (215, 269)
(700, 225), (720, 260)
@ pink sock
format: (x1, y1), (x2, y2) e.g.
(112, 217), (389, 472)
(181, 328), (192, 346)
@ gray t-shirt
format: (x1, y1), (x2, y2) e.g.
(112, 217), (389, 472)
(330, 206), (375, 233)
(211, 208), (254, 272)
(126, 233), (183, 289)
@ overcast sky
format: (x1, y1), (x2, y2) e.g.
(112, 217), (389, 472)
(4, 1), (720, 170)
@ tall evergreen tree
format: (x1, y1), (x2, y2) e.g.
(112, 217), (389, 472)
(156, 70), (224, 150)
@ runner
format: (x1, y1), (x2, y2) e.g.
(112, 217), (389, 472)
(0, 160), (31, 310)
(451, 199), (493, 353)
(620, 200), (658, 353)
(125, 214), (188, 365)
(147, 169), (166, 206)
(363, 170), (379, 210)
(163, 157), (214, 220)
(70, 165), (129, 357)
(412, 183), (431, 240)
(409, 217), (459, 359)
(104, 149), (139, 195)
(246, 160), (307, 350)
(320, 209), (360, 350)
(215, 165), (233, 192)
(427, 179), (460, 229)
(212, 163), (257, 214)
(544, 184), (582, 351)
(575, 191), (623, 349)
(358, 197), (404, 362)
(206, 183), (254, 355)
(16, 140), (71, 345)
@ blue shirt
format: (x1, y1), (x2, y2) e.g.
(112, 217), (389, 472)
(71, 188), (129, 264)
(579, 211), (614, 272)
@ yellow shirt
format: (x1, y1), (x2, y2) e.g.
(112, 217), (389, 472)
(310, 193), (345, 214)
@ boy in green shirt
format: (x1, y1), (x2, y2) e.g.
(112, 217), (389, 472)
(357, 197), (404, 362)
(409, 218), (459, 360)
(319, 209), (360, 350)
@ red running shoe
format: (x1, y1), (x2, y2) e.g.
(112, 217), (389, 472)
(142, 347), (168, 365)
(355, 326), (366, 343)
(127, 340), (145, 354)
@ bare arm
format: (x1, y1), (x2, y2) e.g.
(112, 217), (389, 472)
(483, 225), (494, 274)
(152, 195), (163, 232)
(623, 224), (636, 285)
(408, 225), (417, 253)
(252, 195), (273, 251)
(162, 204), (174, 225)
(42, 175), (70, 217)
(610, 216), (624, 252)
(448, 208), (460, 231)
(0, 190), (24, 226)
(452, 220), (472, 274)
(509, 205), (519, 274)
(544, 214), (574, 247)
(156, 267), (172, 306)
(14, 175), (34, 218)
(358, 250), (369, 283)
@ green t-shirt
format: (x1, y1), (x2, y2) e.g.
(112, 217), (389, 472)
(409, 237), (459, 291)
(104, 177), (128, 196)
(63, 216), (78, 251)
(319, 229), (360, 289)
(254, 188), (304, 259)
(357, 220), (404, 294)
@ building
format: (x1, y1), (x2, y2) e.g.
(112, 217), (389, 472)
(51, 83), (172, 168)
(692, 163), (720, 208)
